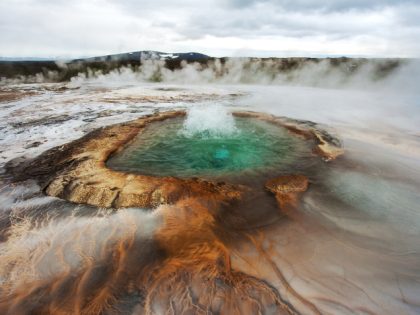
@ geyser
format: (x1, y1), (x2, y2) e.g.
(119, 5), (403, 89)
(7, 109), (342, 209)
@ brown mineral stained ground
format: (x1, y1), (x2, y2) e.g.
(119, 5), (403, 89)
(0, 82), (419, 315)
(0, 197), (308, 314)
(1, 108), (342, 315)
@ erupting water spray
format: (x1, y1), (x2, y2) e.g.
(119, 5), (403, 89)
(181, 104), (238, 138)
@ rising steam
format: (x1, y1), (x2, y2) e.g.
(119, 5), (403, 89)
(2, 57), (418, 93)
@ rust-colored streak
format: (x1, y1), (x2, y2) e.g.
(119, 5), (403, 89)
(0, 197), (304, 315)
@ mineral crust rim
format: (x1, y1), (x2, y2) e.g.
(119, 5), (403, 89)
(7, 110), (343, 209)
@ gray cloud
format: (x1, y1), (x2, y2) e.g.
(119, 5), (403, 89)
(0, 0), (419, 58)
(227, 0), (419, 12)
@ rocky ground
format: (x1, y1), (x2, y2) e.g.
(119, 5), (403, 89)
(0, 80), (419, 315)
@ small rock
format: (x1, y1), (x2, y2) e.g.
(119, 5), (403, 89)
(265, 175), (308, 194)
(25, 141), (43, 149)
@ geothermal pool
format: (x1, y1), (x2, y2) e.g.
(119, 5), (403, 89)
(107, 114), (312, 179)
(0, 80), (419, 315)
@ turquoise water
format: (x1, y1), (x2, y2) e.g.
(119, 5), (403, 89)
(107, 117), (311, 179)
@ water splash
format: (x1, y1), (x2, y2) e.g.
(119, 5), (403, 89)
(181, 104), (237, 138)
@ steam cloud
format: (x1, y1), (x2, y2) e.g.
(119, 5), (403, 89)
(2, 57), (419, 94)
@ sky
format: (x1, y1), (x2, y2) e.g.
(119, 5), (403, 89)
(1, 0), (420, 58)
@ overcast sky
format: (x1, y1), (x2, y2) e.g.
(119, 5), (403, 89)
(1, 0), (420, 58)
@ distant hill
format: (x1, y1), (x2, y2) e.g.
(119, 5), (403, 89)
(0, 51), (211, 62)
(73, 51), (211, 62)
(0, 57), (55, 61)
